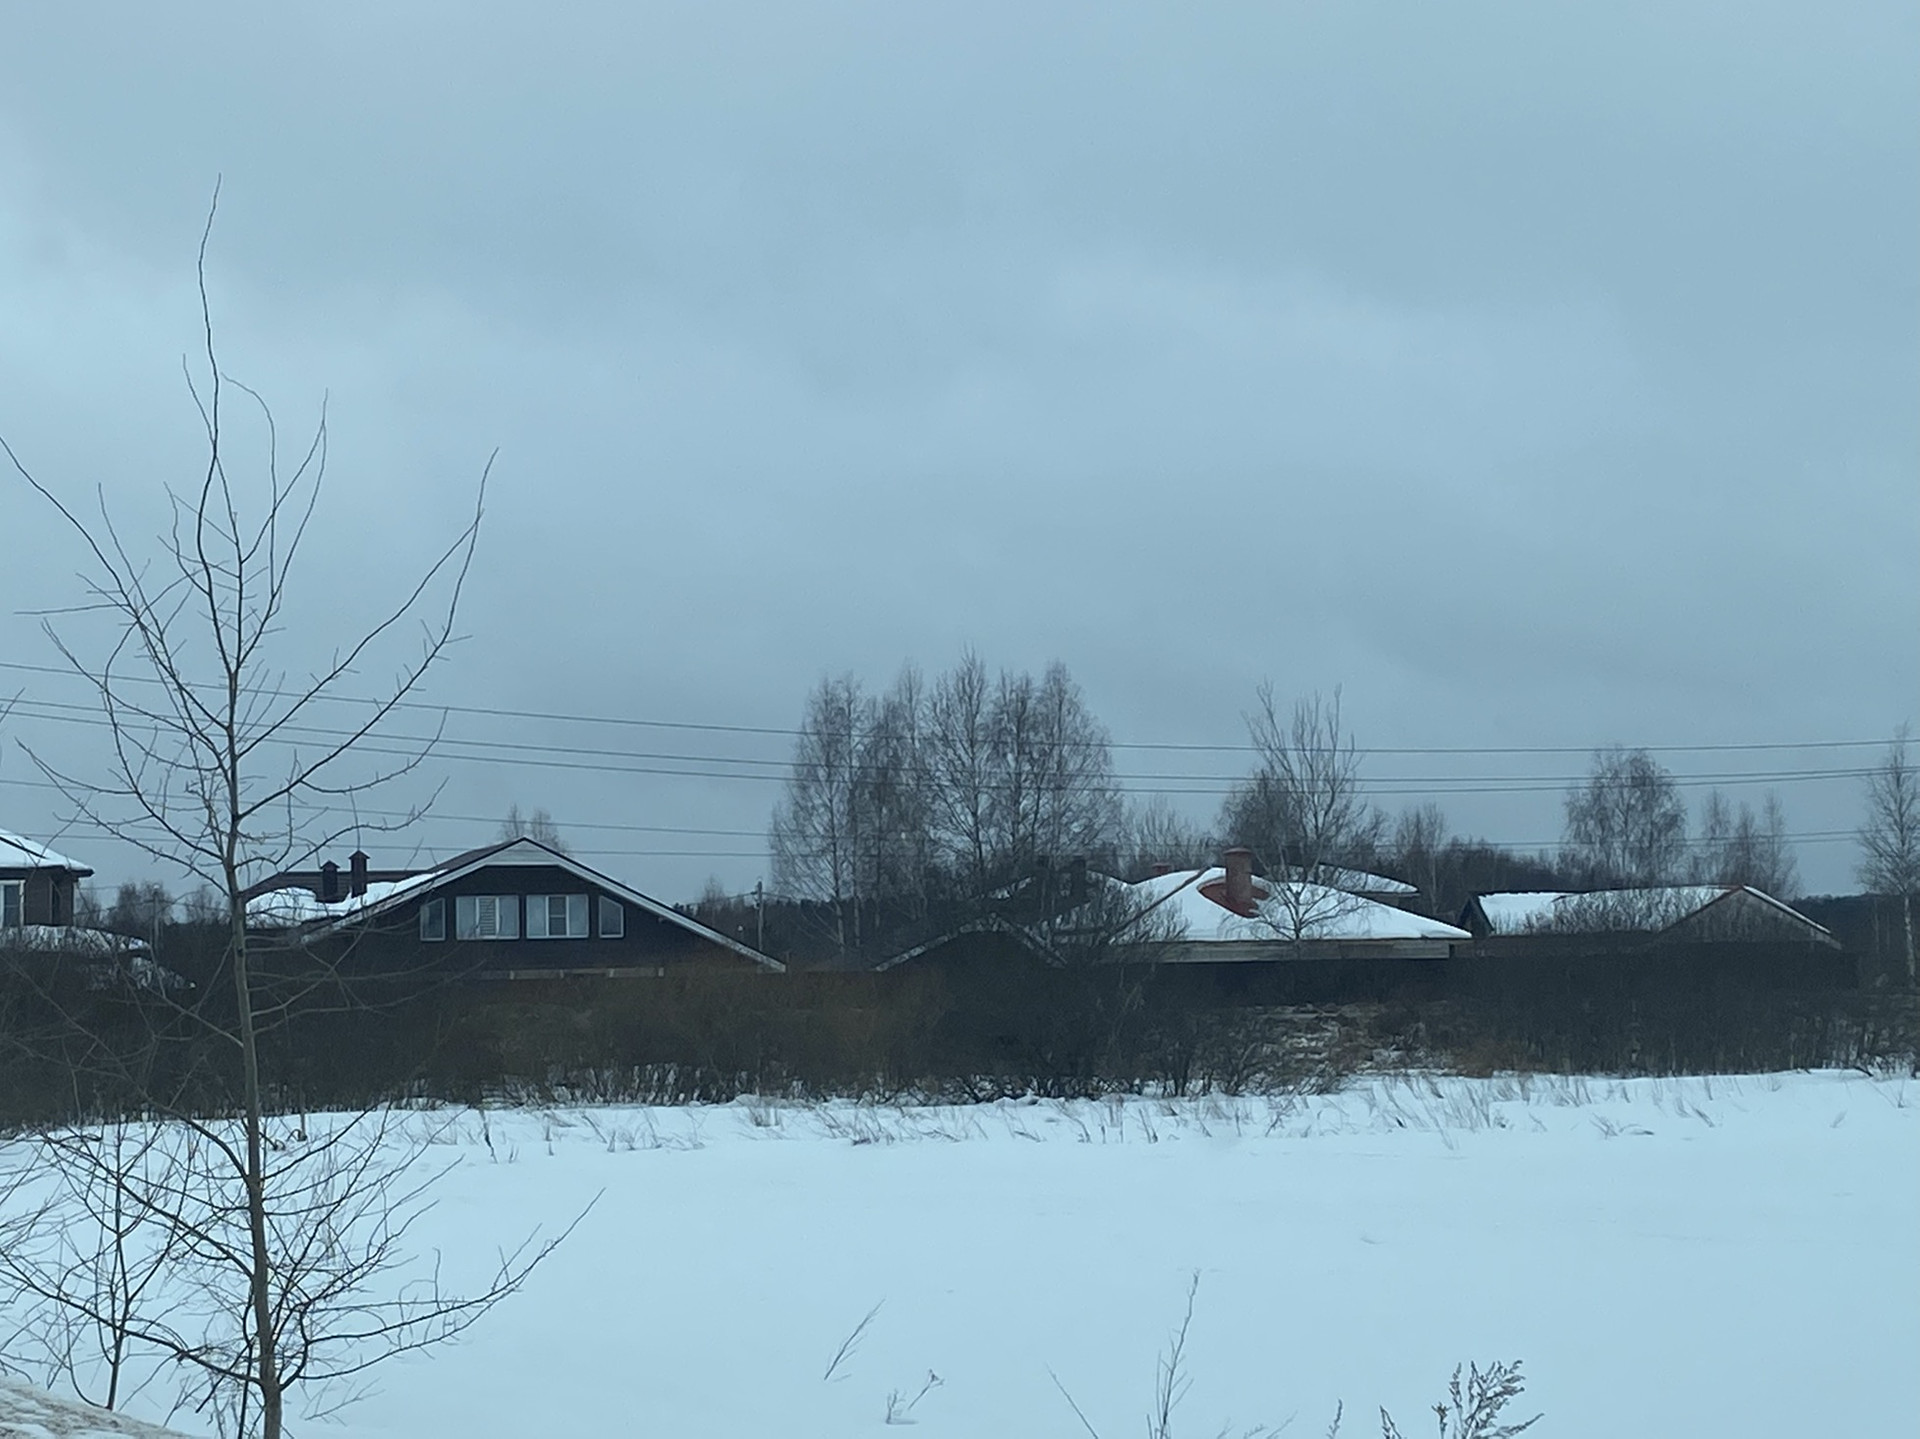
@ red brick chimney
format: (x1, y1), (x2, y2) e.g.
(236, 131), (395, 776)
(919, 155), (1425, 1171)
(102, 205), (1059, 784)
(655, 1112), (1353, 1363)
(1222, 847), (1255, 916)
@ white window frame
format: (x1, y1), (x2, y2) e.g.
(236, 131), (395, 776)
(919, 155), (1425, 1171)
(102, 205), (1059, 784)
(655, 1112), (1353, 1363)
(527, 893), (590, 940)
(454, 894), (519, 941)
(419, 898), (447, 942)
(598, 895), (624, 939)
(1, 879), (21, 929)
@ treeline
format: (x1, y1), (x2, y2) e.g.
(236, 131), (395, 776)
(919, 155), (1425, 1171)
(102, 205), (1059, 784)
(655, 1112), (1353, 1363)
(755, 657), (1814, 965)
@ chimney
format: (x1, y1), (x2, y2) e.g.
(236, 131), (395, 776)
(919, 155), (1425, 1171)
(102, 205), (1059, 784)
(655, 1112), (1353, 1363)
(319, 860), (341, 904)
(1149, 861), (1172, 878)
(349, 850), (369, 899)
(1222, 847), (1255, 916)
(1068, 855), (1088, 906)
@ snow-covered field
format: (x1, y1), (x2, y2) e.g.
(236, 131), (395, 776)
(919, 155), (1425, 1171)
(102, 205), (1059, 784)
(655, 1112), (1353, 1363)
(10, 1072), (1919, 1437)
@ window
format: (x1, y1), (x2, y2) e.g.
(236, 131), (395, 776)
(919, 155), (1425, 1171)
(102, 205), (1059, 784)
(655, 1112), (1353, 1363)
(419, 898), (447, 942)
(1, 880), (20, 929)
(598, 896), (624, 939)
(454, 894), (519, 940)
(527, 894), (590, 939)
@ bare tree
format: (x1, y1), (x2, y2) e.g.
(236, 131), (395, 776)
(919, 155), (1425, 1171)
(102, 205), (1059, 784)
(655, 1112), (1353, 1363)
(770, 674), (869, 959)
(855, 666), (936, 921)
(1561, 745), (1687, 887)
(0, 201), (553, 1438)
(1223, 686), (1384, 943)
(773, 654), (1127, 957)
(991, 662), (1123, 882)
(1389, 802), (1450, 915)
(1857, 725), (1919, 983)
(1693, 789), (1797, 896)
(496, 804), (569, 854)
(1119, 797), (1214, 880)
(925, 651), (999, 897)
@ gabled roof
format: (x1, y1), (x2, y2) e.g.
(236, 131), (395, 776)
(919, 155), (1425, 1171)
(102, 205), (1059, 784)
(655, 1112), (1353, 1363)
(1466, 885), (1834, 943)
(0, 828), (90, 876)
(250, 837), (785, 971)
(874, 914), (1062, 972)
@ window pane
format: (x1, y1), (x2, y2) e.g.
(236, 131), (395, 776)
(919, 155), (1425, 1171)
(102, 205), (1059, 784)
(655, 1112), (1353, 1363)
(1, 881), (20, 928)
(599, 896), (623, 939)
(455, 895), (478, 939)
(549, 895), (568, 933)
(568, 894), (589, 937)
(419, 899), (445, 942)
(496, 896), (519, 939)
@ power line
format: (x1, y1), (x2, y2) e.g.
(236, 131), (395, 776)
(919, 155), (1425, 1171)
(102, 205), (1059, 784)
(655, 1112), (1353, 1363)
(0, 658), (1898, 757)
(0, 694), (1886, 793)
(1, 784), (1866, 859)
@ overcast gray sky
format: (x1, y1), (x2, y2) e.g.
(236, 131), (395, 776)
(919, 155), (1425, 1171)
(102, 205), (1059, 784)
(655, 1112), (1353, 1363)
(2, 1), (1915, 900)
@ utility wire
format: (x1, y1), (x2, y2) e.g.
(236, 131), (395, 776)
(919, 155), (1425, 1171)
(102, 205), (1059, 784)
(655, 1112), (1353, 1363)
(0, 695), (1885, 792)
(0, 658), (1896, 757)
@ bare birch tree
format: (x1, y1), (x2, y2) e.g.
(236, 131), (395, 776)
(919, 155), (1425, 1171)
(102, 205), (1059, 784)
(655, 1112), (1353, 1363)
(0, 201), (556, 1438)
(496, 804), (569, 854)
(925, 651), (998, 897)
(856, 666), (935, 920)
(1857, 725), (1919, 983)
(1223, 686), (1384, 943)
(771, 654), (1126, 957)
(1390, 802), (1450, 916)
(1693, 789), (1797, 896)
(1561, 746), (1688, 887)
(1119, 797), (1214, 879)
(770, 674), (868, 958)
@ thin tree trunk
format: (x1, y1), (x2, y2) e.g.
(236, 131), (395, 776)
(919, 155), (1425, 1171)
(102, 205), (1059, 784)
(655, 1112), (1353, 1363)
(228, 856), (282, 1439)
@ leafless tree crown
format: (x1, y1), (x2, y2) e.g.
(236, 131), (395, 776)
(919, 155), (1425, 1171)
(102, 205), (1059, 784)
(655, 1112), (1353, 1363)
(1560, 745), (1688, 887)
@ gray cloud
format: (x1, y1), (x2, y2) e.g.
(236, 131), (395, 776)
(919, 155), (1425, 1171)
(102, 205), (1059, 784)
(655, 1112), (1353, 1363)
(2, 1), (1914, 897)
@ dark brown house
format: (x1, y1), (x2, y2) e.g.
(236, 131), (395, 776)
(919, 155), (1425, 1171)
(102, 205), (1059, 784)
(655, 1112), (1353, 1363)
(1, 828), (90, 930)
(246, 837), (784, 977)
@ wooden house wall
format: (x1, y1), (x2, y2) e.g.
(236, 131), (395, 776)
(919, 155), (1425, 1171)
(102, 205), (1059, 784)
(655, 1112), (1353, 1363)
(308, 864), (762, 976)
(0, 868), (79, 926)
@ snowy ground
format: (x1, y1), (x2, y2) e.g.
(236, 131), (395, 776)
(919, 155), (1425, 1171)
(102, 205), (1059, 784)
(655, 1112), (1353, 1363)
(8, 1072), (1918, 1437)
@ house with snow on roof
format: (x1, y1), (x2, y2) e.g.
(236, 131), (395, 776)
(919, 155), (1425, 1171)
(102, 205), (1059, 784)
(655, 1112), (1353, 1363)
(880, 848), (1468, 973)
(1, 826), (155, 969)
(1, 827), (91, 930)
(1115, 849), (1468, 962)
(1459, 886), (1839, 947)
(245, 836), (784, 978)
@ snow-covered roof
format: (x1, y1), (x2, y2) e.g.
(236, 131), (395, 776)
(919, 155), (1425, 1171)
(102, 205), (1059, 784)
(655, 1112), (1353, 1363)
(245, 872), (443, 928)
(0, 827), (90, 875)
(1307, 865), (1418, 897)
(0, 1377), (197, 1437)
(1127, 867), (1469, 943)
(1473, 887), (1727, 934)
